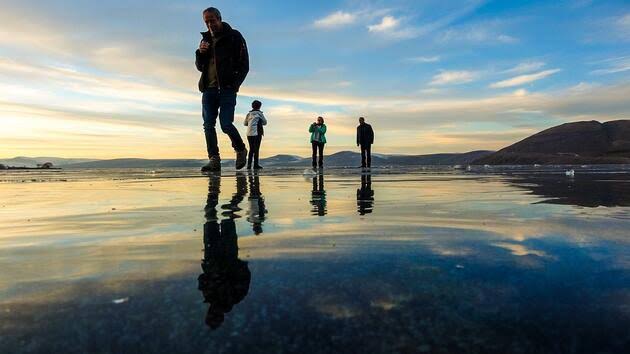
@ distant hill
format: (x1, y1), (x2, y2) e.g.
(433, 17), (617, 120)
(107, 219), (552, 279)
(62, 158), (205, 169)
(50, 150), (493, 169)
(474, 120), (630, 165)
(0, 156), (98, 168)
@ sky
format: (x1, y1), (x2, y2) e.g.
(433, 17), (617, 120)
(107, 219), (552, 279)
(0, 0), (629, 159)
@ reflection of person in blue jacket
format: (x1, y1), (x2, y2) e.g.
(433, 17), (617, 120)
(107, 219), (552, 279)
(310, 174), (327, 216)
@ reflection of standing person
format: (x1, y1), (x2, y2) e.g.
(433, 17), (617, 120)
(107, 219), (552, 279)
(196, 7), (249, 172)
(309, 116), (327, 169)
(244, 100), (267, 170)
(198, 175), (251, 330)
(356, 117), (374, 169)
(357, 174), (375, 215)
(247, 171), (267, 234)
(310, 174), (327, 216)
(221, 172), (247, 218)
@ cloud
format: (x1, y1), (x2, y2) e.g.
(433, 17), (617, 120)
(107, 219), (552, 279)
(490, 69), (561, 88)
(585, 12), (630, 43)
(503, 61), (546, 74)
(404, 56), (441, 63)
(313, 11), (357, 29)
(317, 66), (344, 74)
(335, 81), (353, 87)
(438, 22), (517, 45)
(401, 0), (490, 42)
(0, 58), (197, 109)
(366, 15), (424, 40)
(430, 70), (479, 85)
(617, 13), (630, 33)
(590, 56), (630, 75)
(512, 89), (528, 97)
(568, 82), (600, 92)
(368, 16), (400, 33)
(418, 88), (446, 95)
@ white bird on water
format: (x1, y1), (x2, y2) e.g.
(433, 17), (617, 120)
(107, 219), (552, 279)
(565, 169), (575, 177)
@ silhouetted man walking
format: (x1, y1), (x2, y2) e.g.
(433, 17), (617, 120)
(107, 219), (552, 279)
(196, 7), (249, 172)
(356, 117), (374, 168)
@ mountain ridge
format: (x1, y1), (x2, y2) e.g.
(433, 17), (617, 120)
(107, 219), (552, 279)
(474, 120), (630, 165)
(12, 150), (494, 169)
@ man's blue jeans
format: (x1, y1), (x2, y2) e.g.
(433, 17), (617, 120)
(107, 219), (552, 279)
(202, 88), (246, 158)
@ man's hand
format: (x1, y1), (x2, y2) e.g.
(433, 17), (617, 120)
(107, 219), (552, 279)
(199, 41), (210, 53)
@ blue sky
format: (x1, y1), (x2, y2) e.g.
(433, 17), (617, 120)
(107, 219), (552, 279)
(0, 0), (629, 158)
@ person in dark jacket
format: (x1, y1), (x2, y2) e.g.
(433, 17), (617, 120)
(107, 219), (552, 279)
(196, 7), (249, 172)
(356, 117), (374, 168)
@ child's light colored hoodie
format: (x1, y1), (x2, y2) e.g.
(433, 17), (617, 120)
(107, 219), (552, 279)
(244, 110), (267, 136)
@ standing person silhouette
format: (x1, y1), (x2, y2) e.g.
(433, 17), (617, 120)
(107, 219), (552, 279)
(195, 7), (249, 172)
(356, 117), (374, 169)
(244, 100), (267, 170)
(309, 116), (327, 170)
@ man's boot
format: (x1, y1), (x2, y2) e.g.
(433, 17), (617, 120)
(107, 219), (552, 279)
(235, 148), (248, 170)
(201, 156), (221, 172)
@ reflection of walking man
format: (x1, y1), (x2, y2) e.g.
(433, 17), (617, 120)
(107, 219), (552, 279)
(198, 175), (251, 330)
(356, 117), (374, 169)
(196, 7), (249, 172)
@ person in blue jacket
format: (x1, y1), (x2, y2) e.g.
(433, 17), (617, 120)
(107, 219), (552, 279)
(309, 116), (327, 169)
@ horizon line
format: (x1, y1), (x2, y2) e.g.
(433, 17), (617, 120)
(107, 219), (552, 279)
(0, 149), (495, 161)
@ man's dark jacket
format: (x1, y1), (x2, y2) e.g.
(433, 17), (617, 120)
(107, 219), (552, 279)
(195, 22), (249, 92)
(357, 123), (374, 146)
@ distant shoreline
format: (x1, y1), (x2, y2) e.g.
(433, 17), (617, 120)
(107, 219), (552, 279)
(2, 167), (62, 170)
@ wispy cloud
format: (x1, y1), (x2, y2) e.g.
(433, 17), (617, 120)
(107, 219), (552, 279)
(367, 1), (487, 41)
(430, 70), (479, 85)
(313, 11), (357, 29)
(368, 16), (400, 33)
(585, 12), (630, 43)
(438, 21), (517, 45)
(404, 56), (441, 63)
(503, 61), (546, 74)
(568, 82), (600, 92)
(0, 58), (197, 107)
(366, 15), (420, 39)
(317, 66), (344, 74)
(419, 88), (446, 94)
(590, 56), (630, 75)
(490, 69), (561, 88)
(335, 81), (353, 87)
(617, 13), (630, 35)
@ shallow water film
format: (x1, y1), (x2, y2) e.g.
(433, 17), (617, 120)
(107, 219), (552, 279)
(1, 168), (629, 354)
